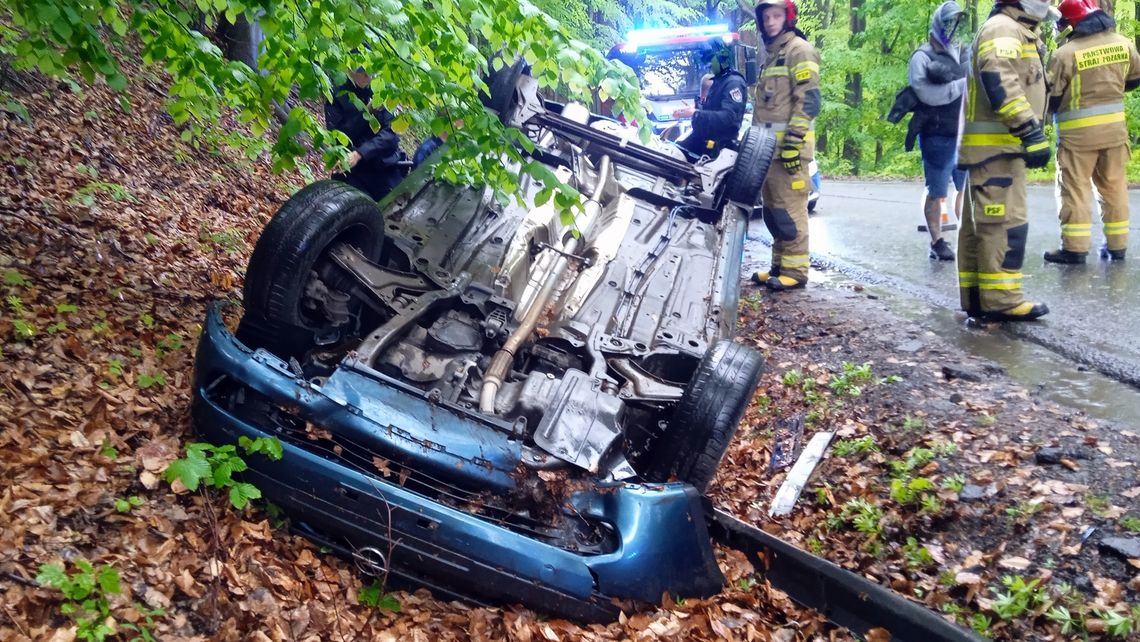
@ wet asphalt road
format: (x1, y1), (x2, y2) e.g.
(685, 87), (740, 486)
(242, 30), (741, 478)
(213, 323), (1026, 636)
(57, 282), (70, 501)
(741, 179), (1140, 424)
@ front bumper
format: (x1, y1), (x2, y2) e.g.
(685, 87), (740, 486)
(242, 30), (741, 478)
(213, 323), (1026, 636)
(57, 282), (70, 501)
(191, 304), (724, 621)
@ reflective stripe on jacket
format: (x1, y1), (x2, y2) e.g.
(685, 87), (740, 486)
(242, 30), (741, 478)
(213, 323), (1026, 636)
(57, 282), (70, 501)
(1047, 30), (1140, 151)
(958, 6), (1046, 168)
(753, 30), (821, 160)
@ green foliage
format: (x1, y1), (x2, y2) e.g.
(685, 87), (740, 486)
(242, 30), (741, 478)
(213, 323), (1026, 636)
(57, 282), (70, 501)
(136, 371), (167, 390)
(2, 0), (648, 209)
(902, 536), (933, 569)
(36, 560), (123, 642)
(114, 495), (144, 513)
(163, 438), (283, 509)
(970, 612), (993, 638)
(990, 575), (1045, 621)
(3, 269), (30, 287)
(1120, 515), (1140, 533)
(781, 368), (804, 386)
(941, 473), (966, 493)
(12, 319), (36, 340)
(358, 580), (401, 612)
(1005, 501), (1044, 521)
(832, 435), (878, 457)
(829, 361), (873, 396)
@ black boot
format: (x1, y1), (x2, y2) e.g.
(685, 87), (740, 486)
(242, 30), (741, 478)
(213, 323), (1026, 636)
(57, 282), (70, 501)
(1099, 245), (1126, 261)
(929, 238), (955, 261)
(751, 265), (780, 285)
(1043, 249), (1087, 264)
(984, 302), (1049, 322)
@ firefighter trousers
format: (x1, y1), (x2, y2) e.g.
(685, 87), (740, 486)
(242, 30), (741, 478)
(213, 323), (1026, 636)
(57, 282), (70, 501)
(760, 163), (811, 282)
(1056, 144), (1130, 253)
(958, 157), (1032, 314)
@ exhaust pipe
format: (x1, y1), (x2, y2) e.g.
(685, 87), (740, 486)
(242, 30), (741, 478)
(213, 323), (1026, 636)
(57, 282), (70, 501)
(480, 155), (612, 413)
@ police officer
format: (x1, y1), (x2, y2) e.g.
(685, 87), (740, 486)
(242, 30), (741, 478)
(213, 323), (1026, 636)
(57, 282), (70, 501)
(749, 0), (820, 291)
(325, 69), (405, 201)
(1043, 0), (1140, 263)
(674, 40), (747, 159)
(956, 0), (1053, 322)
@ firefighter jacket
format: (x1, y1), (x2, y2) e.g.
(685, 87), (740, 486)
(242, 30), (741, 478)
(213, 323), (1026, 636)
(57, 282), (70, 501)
(959, 6), (1047, 168)
(678, 69), (747, 156)
(753, 30), (821, 160)
(1046, 20), (1140, 152)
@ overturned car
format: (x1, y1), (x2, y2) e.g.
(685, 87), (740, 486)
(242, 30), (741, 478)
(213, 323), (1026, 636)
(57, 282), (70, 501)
(191, 71), (774, 621)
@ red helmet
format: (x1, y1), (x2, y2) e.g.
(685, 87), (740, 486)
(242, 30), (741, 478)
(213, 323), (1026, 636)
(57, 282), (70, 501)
(1058, 0), (1099, 25)
(755, 0), (797, 27)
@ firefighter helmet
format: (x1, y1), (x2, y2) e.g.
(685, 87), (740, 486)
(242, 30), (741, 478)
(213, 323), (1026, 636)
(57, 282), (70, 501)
(755, 0), (797, 28)
(1058, 0), (1099, 25)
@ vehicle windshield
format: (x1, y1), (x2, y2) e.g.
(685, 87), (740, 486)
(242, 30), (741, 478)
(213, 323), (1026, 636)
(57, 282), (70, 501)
(621, 47), (707, 99)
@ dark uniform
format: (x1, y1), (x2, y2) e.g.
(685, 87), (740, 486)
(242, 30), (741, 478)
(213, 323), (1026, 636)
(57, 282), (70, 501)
(325, 80), (404, 201)
(677, 69), (747, 158)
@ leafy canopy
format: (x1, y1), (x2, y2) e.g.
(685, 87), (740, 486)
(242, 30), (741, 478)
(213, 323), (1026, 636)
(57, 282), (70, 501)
(2, 0), (648, 201)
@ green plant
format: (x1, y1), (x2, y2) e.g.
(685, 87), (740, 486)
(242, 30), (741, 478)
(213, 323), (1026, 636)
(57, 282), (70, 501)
(12, 319), (36, 340)
(782, 369), (804, 386)
(358, 579), (401, 612)
(974, 414), (997, 427)
(813, 484), (831, 506)
(163, 437), (283, 509)
(941, 473), (967, 493)
(1046, 606), (1077, 636)
(198, 226), (247, 254)
(902, 415), (925, 431)
(740, 293), (762, 313)
(36, 560), (121, 642)
(889, 476), (936, 505)
(828, 361), (874, 397)
(806, 537), (824, 554)
(1005, 502), (1045, 520)
(901, 537), (933, 569)
(1096, 609), (1134, 638)
(140, 313), (155, 329)
(121, 604), (164, 642)
(931, 440), (958, 458)
(46, 321), (68, 334)
(7, 294), (25, 314)
(736, 575), (758, 591)
(99, 438), (118, 460)
(833, 435), (878, 457)
(1120, 516), (1140, 533)
(136, 371), (167, 390)
(108, 359), (124, 378)
(970, 613), (993, 637)
(69, 180), (136, 206)
(877, 374), (903, 384)
(990, 575), (1045, 620)
(1086, 494), (1111, 517)
(114, 495), (143, 513)
(156, 333), (184, 358)
(840, 498), (883, 537)
(3, 269), (30, 287)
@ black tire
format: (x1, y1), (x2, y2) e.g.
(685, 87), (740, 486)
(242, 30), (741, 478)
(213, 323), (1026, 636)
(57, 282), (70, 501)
(238, 180), (384, 356)
(721, 126), (776, 208)
(646, 340), (765, 492)
(482, 57), (528, 126)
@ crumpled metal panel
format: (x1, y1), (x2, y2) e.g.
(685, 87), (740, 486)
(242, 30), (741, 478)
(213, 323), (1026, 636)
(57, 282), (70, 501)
(532, 370), (623, 474)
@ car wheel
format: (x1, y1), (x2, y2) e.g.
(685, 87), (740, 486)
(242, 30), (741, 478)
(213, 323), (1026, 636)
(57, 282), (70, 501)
(238, 180), (385, 357)
(646, 340), (764, 492)
(483, 57), (528, 126)
(720, 126), (776, 208)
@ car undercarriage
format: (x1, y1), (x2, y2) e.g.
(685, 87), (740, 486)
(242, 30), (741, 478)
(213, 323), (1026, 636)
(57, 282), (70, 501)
(192, 70), (775, 620)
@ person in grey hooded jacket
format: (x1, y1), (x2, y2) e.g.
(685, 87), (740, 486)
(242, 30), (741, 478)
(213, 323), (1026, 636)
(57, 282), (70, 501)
(908, 1), (970, 261)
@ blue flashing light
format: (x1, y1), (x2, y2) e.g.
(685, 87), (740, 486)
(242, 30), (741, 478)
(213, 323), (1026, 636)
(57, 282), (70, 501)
(625, 23), (731, 45)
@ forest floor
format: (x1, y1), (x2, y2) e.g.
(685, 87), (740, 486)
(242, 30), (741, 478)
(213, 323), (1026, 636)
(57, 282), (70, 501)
(1, 60), (1138, 641)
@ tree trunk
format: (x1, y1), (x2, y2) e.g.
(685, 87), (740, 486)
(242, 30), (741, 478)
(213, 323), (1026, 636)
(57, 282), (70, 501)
(843, 0), (864, 175)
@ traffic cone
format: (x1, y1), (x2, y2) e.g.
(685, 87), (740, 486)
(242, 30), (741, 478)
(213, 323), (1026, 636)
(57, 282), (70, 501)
(939, 197), (956, 232)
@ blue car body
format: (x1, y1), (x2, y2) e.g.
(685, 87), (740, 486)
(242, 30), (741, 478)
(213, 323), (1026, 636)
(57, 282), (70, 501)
(192, 78), (768, 621)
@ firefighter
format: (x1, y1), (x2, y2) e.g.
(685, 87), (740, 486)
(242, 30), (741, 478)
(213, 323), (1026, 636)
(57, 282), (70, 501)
(956, 0), (1054, 322)
(1043, 0), (1140, 263)
(749, 0), (820, 291)
(674, 40), (748, 159)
